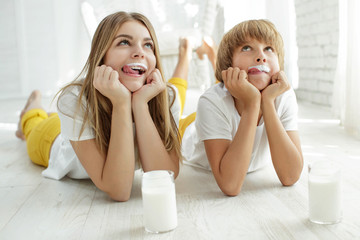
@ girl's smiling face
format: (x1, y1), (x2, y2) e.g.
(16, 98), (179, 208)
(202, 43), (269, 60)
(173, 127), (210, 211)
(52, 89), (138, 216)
(232, 38), (280, 91)
(103, 20), (156, 92)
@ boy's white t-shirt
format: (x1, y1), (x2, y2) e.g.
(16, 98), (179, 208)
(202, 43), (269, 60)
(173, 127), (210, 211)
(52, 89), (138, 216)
(182, 82), (298, 172)
(42, 84), (180, 180)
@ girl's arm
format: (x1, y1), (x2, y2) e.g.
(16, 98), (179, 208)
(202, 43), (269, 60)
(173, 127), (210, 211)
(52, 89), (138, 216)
(132, 69), (180, 177)
(71, 66), (135, 202)
(261, 71), (303, 185)
(204, 67), (261, 196)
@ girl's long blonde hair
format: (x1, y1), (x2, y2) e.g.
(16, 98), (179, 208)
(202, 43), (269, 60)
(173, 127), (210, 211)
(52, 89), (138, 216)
(58, 11), (182, 161)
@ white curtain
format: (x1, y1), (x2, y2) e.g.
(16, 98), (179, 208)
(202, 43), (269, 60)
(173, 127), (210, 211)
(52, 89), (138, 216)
(332, 0), (360, 139)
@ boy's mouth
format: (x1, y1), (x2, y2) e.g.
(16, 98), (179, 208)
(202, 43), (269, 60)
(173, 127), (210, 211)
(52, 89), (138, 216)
(122, 63), (148, 75)
(248, 65), (270, 74)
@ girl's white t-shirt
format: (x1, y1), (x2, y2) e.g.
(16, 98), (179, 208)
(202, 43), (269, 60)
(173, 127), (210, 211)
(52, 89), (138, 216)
(182, 82), (298, 172)
(42, 84), (180, 180)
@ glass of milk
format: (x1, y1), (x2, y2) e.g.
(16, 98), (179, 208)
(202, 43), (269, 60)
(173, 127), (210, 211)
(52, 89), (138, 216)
(141, 170), (177, 233)
(308, 161), (342, 224)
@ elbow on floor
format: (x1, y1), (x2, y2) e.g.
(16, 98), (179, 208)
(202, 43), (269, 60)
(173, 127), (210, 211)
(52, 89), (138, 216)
(220, 184), (243, 197)
(108, 190), (131, 202)
(280, 175), (300, 187)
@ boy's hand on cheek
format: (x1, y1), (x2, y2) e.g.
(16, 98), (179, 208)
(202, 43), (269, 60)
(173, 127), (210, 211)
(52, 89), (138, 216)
(262, 71), (290, 102)
(93, 65), (131, 105)
(222, 67), (260, 105)
(132, 68), (165, 104)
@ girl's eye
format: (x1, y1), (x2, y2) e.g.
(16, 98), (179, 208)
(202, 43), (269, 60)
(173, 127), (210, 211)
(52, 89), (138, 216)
(265, 46), (274, 52)
(145, 42), (154, 50)
(118, 40), (130, 46)
(241, 45), (251, 51)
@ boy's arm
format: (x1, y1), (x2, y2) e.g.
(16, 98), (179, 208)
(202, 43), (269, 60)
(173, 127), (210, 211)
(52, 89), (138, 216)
(203, 67), (261, 196)
(204, 104), (259, 196)
(261, 71), (303, 185)
(261, 99), (303, 185)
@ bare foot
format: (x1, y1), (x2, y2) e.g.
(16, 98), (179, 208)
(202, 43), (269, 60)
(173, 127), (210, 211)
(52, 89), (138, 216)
(196, 36), (217, 70)
(15, 109), (26, 140)
(15, 90), (43, 140)
(178, 37), (193, 63)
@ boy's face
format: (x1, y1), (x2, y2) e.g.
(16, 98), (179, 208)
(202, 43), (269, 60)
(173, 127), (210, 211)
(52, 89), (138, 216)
(232, 38), (280, 91)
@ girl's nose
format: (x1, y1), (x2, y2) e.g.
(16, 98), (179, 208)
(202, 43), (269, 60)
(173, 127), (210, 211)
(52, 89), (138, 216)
(256, 58), (266, 63)
(132, 45), (145, 58)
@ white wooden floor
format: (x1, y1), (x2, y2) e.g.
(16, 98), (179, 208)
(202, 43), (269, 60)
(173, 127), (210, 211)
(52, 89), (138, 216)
(1, 96), (360, 240)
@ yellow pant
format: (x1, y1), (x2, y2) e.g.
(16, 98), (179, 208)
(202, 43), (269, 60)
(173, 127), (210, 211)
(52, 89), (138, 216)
(21, 78), (195, 167)
(168, 77), (196, 139)
(21, 109), (60, 167)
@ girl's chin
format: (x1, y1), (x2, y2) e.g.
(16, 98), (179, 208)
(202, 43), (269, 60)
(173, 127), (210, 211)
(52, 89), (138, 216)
(121, 81), (145, 92)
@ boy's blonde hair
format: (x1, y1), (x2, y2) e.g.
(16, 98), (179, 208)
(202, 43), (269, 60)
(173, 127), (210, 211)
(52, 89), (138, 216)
(215, 19), (284, 82)
(58, 12), (182, 162)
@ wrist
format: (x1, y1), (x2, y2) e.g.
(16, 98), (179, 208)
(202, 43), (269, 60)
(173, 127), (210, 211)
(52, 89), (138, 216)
(112, 99), (132, 112)
(110, 92), (131, 106)
(132, 100), (149, 115)
(261, 97), (275, 111)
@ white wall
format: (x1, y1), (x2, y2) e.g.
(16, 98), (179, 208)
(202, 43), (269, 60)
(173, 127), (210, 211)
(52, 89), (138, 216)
(223, 0), (266, 32)
(53, 0), (90, 92)
(295, 0), (339, 106)
(0, 0), (89, 99)
(0, 0), (21, 97)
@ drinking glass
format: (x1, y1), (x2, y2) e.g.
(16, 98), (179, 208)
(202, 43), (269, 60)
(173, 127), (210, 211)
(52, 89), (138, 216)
(142, 170), (177, 233)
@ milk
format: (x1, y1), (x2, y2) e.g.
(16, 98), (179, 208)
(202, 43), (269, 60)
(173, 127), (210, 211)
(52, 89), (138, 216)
(308, 161), (342, 224)
(142, 171), (177, 233)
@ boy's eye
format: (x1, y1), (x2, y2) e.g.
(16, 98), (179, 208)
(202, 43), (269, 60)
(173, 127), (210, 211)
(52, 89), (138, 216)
(265, 46), (274, 52)
(241, 45), (251, 51)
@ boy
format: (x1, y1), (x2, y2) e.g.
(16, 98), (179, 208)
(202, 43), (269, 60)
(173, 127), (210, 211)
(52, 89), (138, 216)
(183, 20), (303, 196)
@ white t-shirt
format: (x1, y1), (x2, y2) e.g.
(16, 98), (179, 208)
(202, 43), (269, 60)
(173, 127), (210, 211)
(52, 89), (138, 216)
(42, 83), (180, 180)
(182, 82), (298, 172)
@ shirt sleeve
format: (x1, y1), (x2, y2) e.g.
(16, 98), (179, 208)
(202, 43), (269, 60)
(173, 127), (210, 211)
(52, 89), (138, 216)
(195, 92), (233, 141)
(277, 88), (299, 131)
(57, 85), (95, 141)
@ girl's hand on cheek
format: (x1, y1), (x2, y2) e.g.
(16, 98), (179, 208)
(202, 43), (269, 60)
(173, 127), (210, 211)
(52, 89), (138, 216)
(262, 71), (290, 101)
(222, 67), (260, 105)
(132, 68), (165, 104)
(93, 65), (131, 105)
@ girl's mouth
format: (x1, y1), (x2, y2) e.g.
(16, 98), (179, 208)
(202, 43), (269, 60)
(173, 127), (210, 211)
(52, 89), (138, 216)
(122, 63), (147, 76)
(248, 65), (270, 74)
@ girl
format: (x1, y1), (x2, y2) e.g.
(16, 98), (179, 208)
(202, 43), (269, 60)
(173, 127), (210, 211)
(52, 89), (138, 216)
(16, 12), (185, 201)
(183, 20), (303, 196)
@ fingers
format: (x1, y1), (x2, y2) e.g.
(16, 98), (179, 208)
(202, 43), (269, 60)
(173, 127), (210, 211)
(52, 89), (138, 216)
(93, 65), (119, 89)
(146, 69), (165, 90)
(222, 67), (247, 89)
(271, 71), (290, 90)
(132, 68), (165, 103)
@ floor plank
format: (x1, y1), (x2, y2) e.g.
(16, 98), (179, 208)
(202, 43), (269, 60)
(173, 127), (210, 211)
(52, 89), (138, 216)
(1, 98), (360, 239)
